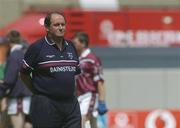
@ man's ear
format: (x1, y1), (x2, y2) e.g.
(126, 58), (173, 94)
(44, 25), (50, 32)
(82, 41), (86, 48)
(45, 27), (49, 32)
(83, 44), (86, 48)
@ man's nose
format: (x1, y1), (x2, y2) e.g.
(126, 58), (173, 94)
(59, 25), (64, 29)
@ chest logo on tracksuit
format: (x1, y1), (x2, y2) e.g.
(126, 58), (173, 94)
(67, 52), (73, 59)
(50, 66), (76, 73)
(38, 60), (78, 73)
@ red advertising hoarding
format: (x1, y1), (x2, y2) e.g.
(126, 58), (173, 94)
(2, 9), (180, 47)
(65, 9), (180, 47)
(108, 109), (180, 128)
(88, 9), (180, 47)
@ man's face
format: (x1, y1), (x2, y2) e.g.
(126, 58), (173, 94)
(47, 14), (66, 38)
(73, 37), (84, 53)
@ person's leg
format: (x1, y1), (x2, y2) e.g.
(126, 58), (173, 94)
(10, 112), (25, 128)
(7, 98), (25, 128)
(89, 115), (98, 128)
(89, 94), (99, 128)
(0, 97), (8, 112)
(81, 115), (88, 128)
(63, 97), (81, 128)
(24, 115), (32, 128)
(23, 97), (32, 128)
(22, 96), (31, 116)
(78, 93), (92, 128)
(0, 111), (11, 128)
(0, 97), (10, 128)
(24, 122), (32, 128)
(30, 95), (63, 128)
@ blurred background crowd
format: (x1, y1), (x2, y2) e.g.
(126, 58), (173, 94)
(1, 0), (180, 127)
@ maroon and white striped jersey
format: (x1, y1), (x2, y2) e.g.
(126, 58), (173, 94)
(76, 48), (104, 96)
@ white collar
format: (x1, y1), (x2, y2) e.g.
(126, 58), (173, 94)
(11, 44), (23, 52)
(45, 36), (55, 45)
(80, 48), (91, 58)
(44, 36), (68, 46)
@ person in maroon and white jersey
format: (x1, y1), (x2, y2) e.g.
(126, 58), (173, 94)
(73, 32), (108, 128)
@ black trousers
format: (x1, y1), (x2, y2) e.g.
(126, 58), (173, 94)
(30, 95), (81, 128)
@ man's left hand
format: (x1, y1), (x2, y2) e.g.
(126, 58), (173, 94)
(97, 101), (108, 115)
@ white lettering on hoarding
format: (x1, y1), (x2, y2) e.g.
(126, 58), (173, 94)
(100, 20), (180, 47)
(114, 112), (135, 128)
(100, 19), (114, 39)
(145, 109), (176, 128)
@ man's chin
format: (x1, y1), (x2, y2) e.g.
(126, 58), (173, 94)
(56, 34), (64, 38)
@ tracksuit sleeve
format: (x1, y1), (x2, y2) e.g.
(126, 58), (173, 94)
(21, 44), (39, 75)
(0, 53), (19, 97)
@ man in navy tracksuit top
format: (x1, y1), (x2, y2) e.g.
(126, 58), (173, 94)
(20, 12), (81, 128)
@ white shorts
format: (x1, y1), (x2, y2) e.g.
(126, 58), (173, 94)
(7, 96), (31, 115)
(78, 92), (98, 116)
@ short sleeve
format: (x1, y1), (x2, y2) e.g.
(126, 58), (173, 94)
(93, 58), (104, 82)
(21, 44), (40, 74)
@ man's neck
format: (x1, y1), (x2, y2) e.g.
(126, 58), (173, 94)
(47, 34), (64, 50)
(52, 36), (63, 44)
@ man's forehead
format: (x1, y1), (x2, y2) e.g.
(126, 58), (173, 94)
(51, 14), (65, 21)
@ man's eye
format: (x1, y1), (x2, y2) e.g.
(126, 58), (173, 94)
(54, 24), (60, 26)
(61, 23), (65, 26)
(53, 23), (65, 27)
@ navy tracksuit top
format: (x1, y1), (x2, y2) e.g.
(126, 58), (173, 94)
(21, 37), (80, 98)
